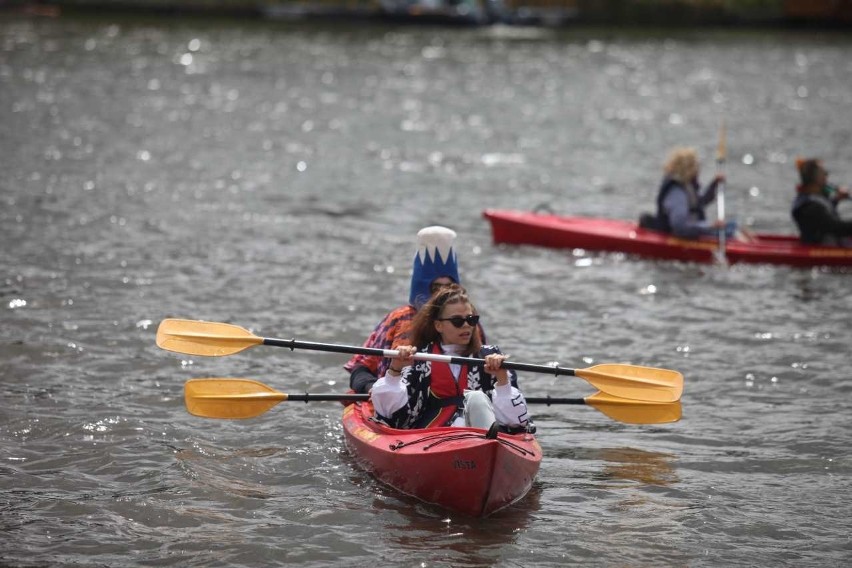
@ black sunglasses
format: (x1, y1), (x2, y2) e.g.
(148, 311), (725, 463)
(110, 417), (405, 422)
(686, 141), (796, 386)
(436, 314), (480, 328)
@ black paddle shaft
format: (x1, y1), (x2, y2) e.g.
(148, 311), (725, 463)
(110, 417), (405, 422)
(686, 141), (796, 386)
(262, 338), (578, 377)
(285, 392), (586, 405)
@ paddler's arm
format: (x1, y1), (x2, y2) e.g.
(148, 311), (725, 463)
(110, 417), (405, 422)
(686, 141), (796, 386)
(370, 373), (408, 419)
(492, 383), (530, 429)
(483, 353), (510, 386)
(698, 174), (724, 206)
(481, 345), (519, 388)
(484, 353), (531, 428)
(349, 365), (378, 394)
(370, 345), (417, 419)
(665, 189), (727, 239)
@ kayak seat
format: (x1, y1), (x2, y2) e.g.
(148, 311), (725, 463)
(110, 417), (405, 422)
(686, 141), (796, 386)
(638, 212), (664, 231)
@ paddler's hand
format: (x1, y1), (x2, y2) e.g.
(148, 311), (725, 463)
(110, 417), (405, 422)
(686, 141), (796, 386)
(388, 345), (416, 376)
(484, 353), (510, 386)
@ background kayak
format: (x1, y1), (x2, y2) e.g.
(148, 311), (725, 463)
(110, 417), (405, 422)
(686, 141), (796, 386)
(484, 209), (852, 267)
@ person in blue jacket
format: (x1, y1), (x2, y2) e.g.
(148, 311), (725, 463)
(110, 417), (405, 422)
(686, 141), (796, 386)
(642, 147), (735, 239)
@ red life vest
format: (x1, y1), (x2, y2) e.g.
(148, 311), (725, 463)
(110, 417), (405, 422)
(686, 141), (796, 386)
(421, 344), (468, 428)
(428, 344), (469, 397)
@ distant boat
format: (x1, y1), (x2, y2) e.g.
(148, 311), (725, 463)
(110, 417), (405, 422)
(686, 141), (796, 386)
(378, 0), (507, 25)
(483, 209), (852, 268)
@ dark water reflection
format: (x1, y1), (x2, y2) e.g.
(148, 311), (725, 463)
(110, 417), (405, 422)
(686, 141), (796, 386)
(2, 13), (852, 567)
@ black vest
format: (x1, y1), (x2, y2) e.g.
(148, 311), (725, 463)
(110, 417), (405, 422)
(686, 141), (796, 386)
(792, 192), (840, 245)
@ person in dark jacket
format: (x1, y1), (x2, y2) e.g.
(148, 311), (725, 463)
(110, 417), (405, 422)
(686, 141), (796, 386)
(791, 158), (852, 247)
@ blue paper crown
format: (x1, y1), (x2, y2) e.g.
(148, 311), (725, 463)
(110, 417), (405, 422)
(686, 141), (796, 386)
(409, 226), (460, 308)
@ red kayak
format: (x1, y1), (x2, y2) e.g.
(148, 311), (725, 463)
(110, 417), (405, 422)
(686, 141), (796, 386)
(483, 209), (852, 267)
(341, 402), (541, 517)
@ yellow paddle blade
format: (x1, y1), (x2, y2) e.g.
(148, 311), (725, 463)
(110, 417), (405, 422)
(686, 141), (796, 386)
(576, 364), (683, 403)
(585, 391), (682, 424)
(157, 319), (263, 357)
(185, 378), (286, 419)
(716, 119), (727, 162)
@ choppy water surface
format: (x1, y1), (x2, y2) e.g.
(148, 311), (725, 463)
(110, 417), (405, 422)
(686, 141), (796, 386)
(2, 14), (851, 566)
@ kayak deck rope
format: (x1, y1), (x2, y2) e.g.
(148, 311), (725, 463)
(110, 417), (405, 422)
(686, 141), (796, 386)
(388, 432), (537, 457)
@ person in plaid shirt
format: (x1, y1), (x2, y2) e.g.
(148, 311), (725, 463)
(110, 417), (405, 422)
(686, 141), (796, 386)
(346, 226), (485, 394)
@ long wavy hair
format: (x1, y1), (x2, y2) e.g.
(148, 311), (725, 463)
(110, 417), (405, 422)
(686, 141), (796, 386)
(663, 147), (700, 185)
(408, 283), (482, 356)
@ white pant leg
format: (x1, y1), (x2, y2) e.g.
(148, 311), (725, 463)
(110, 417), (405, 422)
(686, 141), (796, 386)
(463, 390), (496, 429)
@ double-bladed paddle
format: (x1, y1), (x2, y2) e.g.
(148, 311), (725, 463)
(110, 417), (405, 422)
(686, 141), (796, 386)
(157, 319), (683, 403)
(184, 378), (683, 425)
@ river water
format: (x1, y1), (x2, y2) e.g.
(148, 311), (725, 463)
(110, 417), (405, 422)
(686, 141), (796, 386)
(2, 14), (851, 567)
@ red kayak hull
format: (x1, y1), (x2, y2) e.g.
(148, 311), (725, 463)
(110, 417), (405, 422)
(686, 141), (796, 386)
(483, 209), (852, 267)
(341, 402), (541, 517)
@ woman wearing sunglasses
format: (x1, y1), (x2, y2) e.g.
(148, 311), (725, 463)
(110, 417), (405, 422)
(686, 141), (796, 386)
(344, 226), (488, 395)
(370, 284), (531, 434)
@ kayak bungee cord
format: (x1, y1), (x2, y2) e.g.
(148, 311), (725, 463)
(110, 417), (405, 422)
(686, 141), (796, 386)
(386, 431), (538, 457)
